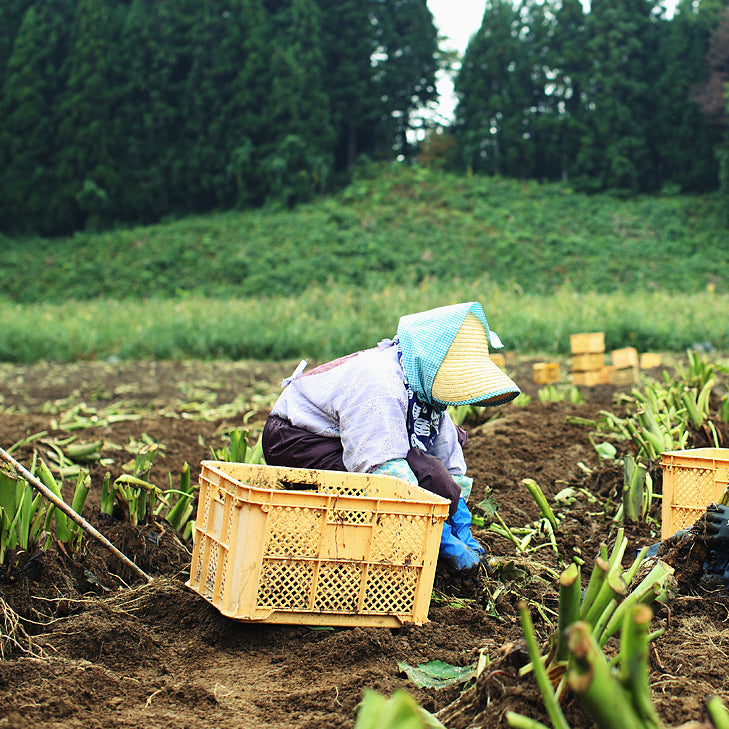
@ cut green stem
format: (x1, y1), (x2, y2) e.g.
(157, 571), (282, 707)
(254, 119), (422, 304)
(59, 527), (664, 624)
(566, 621), (642, 729)
(517, 601), (570, 729)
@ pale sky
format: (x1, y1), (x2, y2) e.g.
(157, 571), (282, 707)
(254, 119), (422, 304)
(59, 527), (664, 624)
(427, 0), (486, 55)
(426, 0), (486, 121)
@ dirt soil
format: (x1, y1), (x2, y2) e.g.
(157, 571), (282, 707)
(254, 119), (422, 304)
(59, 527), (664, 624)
(1, 356), (728, 729)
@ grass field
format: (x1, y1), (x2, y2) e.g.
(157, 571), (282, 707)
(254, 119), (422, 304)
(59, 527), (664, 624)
(2, 164), (726, 363)
(1, 282), (726, 363)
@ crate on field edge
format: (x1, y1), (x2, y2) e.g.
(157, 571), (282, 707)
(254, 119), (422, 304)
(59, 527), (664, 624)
(660, 448), (729, 539)
(186, 461), (450, 628)
(572, 368), (610, 387)
(571, 352), (605, 372)
(640, 352), (662, 369)
(611, 347), (639, 370)
(532, 362), (560, 384)
(570, 332), (608, 386)
(608, 365), (639, 386)
(570, 332), (605, 355)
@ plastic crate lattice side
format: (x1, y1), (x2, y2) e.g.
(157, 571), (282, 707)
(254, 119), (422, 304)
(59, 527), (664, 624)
(363, 565), (418, 614)
(257, 560), (316, 610)
(371, 513), (428, 563)
(193, 484), (235, 602)
(673, 466), (714, 502)
(265, 505), (324, 558)
(313, 562), (363, 612)
(670, 466), (718, 532)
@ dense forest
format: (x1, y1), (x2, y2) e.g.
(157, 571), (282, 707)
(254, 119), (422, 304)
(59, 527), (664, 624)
(0, 0), (727, 236)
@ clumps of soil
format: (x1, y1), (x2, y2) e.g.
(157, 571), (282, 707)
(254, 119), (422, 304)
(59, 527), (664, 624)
(656, 510), (729, 593)
(1, 358), (729, 729)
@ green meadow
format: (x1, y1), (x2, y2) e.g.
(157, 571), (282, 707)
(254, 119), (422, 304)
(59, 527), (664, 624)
(2, 165), (727, 363)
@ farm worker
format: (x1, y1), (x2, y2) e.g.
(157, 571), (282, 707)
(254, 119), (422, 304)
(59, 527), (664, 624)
(261, 301), (521, 572)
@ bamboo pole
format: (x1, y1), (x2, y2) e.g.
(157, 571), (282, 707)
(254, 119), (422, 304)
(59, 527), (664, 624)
(0, 446), (152, 584)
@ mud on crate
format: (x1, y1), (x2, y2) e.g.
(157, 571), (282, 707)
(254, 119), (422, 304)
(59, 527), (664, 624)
(186, 461), (450, 628)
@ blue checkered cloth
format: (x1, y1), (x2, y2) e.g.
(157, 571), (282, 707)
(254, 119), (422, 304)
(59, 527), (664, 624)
(397, 302), (491, 406)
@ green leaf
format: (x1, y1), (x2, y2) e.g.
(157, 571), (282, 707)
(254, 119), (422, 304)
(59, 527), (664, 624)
(476, 497), (499, 523)
(595, 442), (617, 460)
(354, 689), (445, 729)
(397, 660), (474, 689)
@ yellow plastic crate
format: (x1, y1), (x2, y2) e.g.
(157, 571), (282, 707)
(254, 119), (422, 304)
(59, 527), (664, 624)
(186, 461), (449, 628)
(570, 332), (605, 354)
(640, 352), (662, 369)
(611, 347), (639, 369)
(571, 368), (610, 386)
(571, 352), (605, 372)
(660, 448), (729, 539)
(608, 365), (639, 386)
(532, 362), (560, 384)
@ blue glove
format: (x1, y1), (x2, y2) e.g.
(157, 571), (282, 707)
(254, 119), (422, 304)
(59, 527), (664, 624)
(705, 556), (729, 588)
(705, 503), (729, 545)
(449, 498), (485, 556)
(704, 504), (729, 589)
(439, 520), (482, 571)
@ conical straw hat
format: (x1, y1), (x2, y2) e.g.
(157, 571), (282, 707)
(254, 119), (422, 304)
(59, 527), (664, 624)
(431, 312), (520, 407)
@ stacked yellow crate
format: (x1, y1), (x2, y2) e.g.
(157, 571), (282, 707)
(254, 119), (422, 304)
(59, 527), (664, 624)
(609, 347), (639, 385)
(532, 362), (560, 384)
(640, 352), (662, 369)
(570, 332), (608, 386)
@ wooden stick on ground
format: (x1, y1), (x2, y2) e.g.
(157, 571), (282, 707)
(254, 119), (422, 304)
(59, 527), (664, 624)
(0, 446), (153, 584)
